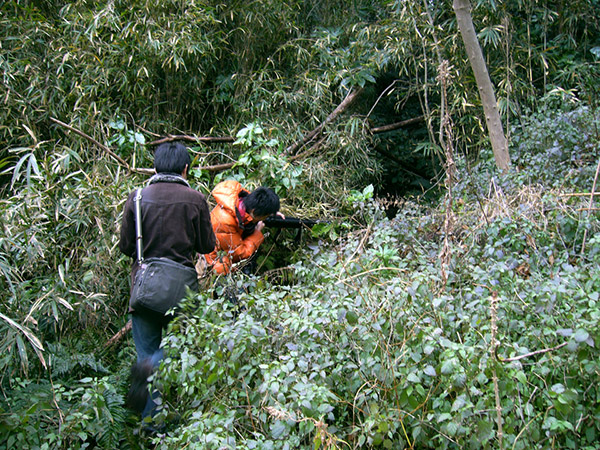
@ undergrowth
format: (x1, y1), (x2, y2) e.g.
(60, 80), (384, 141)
(134, 103), (600, 449)
(1, 102), (599, 449)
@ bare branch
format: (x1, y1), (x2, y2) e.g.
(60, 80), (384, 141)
(498, 341), (568, 363)
(50, 117), (131, 171)
(148, 134), (235, 146)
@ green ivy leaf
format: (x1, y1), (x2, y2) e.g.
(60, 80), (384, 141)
(271, 420), (287, 439)
(574, 329), (589, 343)
(476, 420), (494, 443)
(441, 359), (455, 375)
(207, 373), (219, 385)
(424, 366), (437, 377)
(346, 310), (358, 325)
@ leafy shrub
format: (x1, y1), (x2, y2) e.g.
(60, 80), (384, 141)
(510, 100), (600, 189)
(134, 97), (600, 448)
(146, 198), (600, 449)
(0, 374), (131, 450)
(1, 2), (599, 449)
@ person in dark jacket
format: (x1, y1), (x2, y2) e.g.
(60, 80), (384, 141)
(119, 142), (215, 427)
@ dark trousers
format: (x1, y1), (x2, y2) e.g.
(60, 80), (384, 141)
(131, 309), (172, 419)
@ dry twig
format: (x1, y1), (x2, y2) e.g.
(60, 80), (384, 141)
(497, 342), (568, 363)
(581, 157), (600, 254)
(489, 291), (504, 450)
(437, 60), (456, 285)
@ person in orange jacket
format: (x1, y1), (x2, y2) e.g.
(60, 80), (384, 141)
(205, 180), (282, 274)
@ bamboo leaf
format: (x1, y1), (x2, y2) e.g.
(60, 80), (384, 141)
(0, 312), (45, 352)
(15, 334), (29, 373)
(56, 297), (75, 311)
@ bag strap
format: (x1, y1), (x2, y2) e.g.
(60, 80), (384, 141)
(133, 188), (144, 265)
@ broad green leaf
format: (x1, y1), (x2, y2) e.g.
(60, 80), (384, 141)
(574, 329), (589, 343)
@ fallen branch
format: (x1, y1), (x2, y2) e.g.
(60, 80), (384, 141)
(50, 117), (131, 171)
(497, 341), (568, 363)
(53, 106), (428, 177)
(289, 136), (327, 162)
(104, 319), (132, 348)
(148, 134), (234, 146)
(199, 162), (237, 172)
(51, 118), (237, 175)
(286, 88), (363, 156)
(370, 116), (425, 134)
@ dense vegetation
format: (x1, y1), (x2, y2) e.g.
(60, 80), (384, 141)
(1, 0), (599, 449)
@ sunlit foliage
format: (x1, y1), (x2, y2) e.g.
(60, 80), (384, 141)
(0, 0), (599, 448)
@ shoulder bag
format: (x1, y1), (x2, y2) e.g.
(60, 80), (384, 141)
(129, 188), (199, 314)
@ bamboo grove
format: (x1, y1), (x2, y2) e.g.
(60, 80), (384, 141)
(1, 1), (600, 449)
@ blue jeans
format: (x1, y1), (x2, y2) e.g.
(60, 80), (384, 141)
(131, 309), (172, 419)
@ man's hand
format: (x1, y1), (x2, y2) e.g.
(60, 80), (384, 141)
(276, 212), (286, 219)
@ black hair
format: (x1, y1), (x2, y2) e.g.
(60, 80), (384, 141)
(153, 142), (191, 174)
(244, 186), (280, 217)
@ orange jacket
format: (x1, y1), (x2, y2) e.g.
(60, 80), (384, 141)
(205, 180), (264, 274)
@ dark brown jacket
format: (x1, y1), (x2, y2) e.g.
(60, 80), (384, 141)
(119, 180), (216, 272)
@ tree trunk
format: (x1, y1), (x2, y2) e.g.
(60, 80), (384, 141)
(453, 0), (511, 172)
